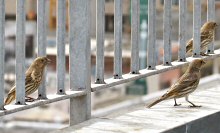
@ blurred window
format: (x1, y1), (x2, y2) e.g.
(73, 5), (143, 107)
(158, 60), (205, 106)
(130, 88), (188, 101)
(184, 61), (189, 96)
(160, 0), (179, 6)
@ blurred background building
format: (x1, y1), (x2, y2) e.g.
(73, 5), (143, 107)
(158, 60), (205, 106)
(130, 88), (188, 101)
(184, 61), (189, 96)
(1, 0), (220, 132)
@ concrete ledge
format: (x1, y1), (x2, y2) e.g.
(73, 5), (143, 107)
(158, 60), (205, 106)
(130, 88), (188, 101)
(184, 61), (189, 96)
(163, 111), (220, 133)
(52, 75), (220, 133)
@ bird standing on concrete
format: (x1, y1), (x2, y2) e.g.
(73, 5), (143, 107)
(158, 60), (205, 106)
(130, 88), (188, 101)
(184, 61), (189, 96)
(186, 21), (218, 56)
(147, 59), (206, 108)
(5, 57), (51, 105)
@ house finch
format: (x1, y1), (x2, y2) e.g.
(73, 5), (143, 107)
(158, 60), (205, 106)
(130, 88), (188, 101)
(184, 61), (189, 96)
(4, 57), (51, 105)
(186, 21), (218, 56)
(147, 59), (206, 108)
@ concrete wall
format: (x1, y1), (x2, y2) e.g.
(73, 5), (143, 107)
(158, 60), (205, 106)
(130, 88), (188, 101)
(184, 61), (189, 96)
(163, 111), (220, 133)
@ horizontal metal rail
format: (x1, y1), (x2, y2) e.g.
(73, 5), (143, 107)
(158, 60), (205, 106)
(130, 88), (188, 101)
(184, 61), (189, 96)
(92, 49), (220, 92)
(1, 90), (86, 116)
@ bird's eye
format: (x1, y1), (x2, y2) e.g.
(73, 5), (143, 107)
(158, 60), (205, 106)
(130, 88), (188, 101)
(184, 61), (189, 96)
(201, 61), (203, 64)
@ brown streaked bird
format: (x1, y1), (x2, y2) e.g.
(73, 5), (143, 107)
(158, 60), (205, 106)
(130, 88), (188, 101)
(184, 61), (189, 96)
(4, 57), (51, 105)
(186, 21), (218, 56)
(147, 59), (206, 108)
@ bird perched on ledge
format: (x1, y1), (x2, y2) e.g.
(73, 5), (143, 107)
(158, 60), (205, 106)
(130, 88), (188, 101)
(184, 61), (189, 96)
(5, 57), (51, 105)
(147, 59), (206, 108)
(186, 21), (218, 56)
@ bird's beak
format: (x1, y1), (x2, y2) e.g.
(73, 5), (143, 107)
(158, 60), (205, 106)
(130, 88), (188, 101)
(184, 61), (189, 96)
(47, 58), (51, 64)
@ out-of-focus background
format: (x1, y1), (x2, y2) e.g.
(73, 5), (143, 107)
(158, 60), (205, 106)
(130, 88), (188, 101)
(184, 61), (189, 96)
(1, 0), (220, 132)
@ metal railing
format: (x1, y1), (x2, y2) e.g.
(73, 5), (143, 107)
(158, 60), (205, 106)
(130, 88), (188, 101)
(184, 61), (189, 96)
(0, 0), (219, 127)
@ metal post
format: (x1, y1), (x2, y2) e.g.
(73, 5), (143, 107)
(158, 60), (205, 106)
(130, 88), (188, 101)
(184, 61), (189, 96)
(95, 0), (105, 84)
(131, 0), (140, 74)
(178, 0), (187, 62)
(163, 0), (172, 65)
(56, 0), (66, 95)
(147, 0), (156, 69)
(69, 0), (91, 125)
(114, 0), (123, 79)
(37, 0), (47, 99)
(193, 0), (201, 57)
(0, 0), (5, 109)
(207, 0), (215, 54)
(16, 0), (26, 105)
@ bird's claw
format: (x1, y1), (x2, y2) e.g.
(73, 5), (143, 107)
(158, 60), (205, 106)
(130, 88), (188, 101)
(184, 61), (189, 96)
(189, 105), (201, 108)
(1, 107), (6, 110)
(174, 103), (181, 106)
(25, 97), (36, 102)
(200, 53), (209, 56)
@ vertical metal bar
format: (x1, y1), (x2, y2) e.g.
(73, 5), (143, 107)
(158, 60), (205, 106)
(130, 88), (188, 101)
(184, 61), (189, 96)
(131, 0), (140, 74)
(16, 0), (26, 105)
(56, 0), (66, 94)
(193, 0), (201, 57)
(114, 0), (122, 79)
(37, 0), (47, 99)
(69, 0), (91, 125)
(207, 0), (215, 54)
(95, 0), (105, 84)
(0, 0), (5, 109)
(178, 0), (187, 62)
(147, 0), (156, 69)
(163, 0), (172, 65)
(213, 58), (219, 74)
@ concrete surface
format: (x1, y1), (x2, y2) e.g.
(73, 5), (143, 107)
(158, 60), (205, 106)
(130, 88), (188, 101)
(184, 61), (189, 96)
(52, 75), (220, 133)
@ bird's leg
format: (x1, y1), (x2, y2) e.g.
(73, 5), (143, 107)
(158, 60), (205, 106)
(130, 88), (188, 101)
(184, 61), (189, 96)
(25, 96), (35, 102)
(200, 52), (209, 56)
(185, 96), (201, 108)
(25, 96), (34, 99)
(174, 98), (181, 106)
(0, 106), (6, 110)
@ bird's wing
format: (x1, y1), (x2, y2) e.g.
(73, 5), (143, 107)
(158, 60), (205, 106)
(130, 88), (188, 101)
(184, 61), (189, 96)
(30, 70), (42, 82)
(186, 39), (193, 53)
(7, 85), (15, 94)
(7, 73), (32, 93)
(200, 31), (210, 41)
(187, 31), (209, 45)
(186, 31), (210, 53)
(165, 73), (199, 97)
(7, 69), (37, 92)
(25, 73), (33, 85)
(186, 39), (193, 47)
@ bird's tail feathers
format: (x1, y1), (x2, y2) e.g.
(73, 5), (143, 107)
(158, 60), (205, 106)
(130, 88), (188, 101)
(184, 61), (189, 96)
(186, 46), (190, 53)
(186, 39), (193, 54)
(4, 93), (15, 105)
(147, 95), (167, 108)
